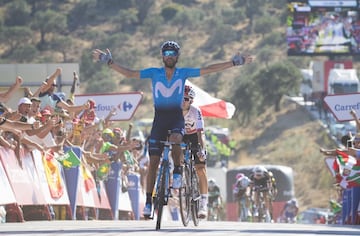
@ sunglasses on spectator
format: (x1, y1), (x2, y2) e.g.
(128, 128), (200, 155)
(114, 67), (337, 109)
(162, 50), (178, 57)
(184, 97), (190, 101)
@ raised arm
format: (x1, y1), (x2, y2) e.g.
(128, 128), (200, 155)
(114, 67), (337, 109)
(39, 68), (62, 93)
(350, 109), (360, 132)
(0, 76), (23, 103)
(92, 48), (140, 79)
(200, 53), (253, 76)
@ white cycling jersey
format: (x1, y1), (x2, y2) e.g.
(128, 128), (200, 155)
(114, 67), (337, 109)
(183, 105), (204, 135)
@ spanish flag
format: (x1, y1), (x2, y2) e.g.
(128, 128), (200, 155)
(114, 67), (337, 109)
(80, 163), (95, 192)
(42, 151), (64, 198)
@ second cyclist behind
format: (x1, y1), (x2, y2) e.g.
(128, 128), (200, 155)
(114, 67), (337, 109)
(182, 85), (208, 219)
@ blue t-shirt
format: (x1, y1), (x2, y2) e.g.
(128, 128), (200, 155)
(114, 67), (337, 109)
(140, 67), (200, 110)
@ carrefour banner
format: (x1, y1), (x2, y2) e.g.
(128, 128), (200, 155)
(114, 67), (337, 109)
(75, 92), (143, 121)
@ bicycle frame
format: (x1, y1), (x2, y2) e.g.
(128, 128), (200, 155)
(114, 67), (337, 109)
(151, 137), (173, 230)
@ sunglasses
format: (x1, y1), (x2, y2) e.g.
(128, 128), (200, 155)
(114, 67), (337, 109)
(184, 97), (190, 101)
(162, 50), (178, 57)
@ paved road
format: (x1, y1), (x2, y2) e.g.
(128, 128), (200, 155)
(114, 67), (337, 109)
(1, 220), (360, 236)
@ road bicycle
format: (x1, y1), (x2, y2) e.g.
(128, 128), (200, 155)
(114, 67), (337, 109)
(207, 200), (222, 221)
(251, 186), (271, 223)
(148, 132), (175, 230)
(178, 142), (200, 227)
(237, 195), (250, 222)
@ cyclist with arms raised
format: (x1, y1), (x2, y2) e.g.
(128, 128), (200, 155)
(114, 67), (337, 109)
(182, 85), (208, 218)
(93, 41), (253, 218)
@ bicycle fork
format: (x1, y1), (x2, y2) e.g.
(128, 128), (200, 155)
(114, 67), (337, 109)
(151, 161), (171, 219)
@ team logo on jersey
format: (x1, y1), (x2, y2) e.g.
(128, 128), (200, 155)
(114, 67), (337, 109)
(154, 80), (183, 98)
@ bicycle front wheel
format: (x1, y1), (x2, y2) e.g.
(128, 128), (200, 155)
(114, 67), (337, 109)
(155, 161), (168, 230)
(179, 165), (191, 226)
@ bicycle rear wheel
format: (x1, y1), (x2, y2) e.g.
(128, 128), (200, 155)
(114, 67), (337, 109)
(191, 170), (200, 226)
(179, 165), (191, 226)
(155, 162), (168, 230)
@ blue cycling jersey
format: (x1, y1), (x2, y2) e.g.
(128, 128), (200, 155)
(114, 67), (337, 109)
(140, 67), (200, 110)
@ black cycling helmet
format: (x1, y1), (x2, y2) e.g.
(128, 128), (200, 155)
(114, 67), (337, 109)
(161, 41), (180, 52)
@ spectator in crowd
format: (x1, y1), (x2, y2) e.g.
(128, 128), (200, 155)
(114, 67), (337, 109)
(136, 138), (149, 191)
(27, 97), (42, 123)
(0, 116), (37, 133)
(78, 99), (97, 126)
(37, 67), (89, 113)
(6, 97), (58, 153)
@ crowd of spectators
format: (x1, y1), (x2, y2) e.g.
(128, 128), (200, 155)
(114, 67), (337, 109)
(0, 67), (149, 221)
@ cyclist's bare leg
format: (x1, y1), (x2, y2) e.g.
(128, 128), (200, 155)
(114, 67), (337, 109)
(146, 155), (161, 194)
(195, 164), (207, 194)
(169, 133), (183, 166)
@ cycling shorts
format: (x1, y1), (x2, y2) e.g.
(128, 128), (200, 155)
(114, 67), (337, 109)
(148, 108), (184, 156)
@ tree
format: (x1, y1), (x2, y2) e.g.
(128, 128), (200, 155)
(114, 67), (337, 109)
(203, 23), (237, 52)
(254, 61), (303, 112)
(233, 0), (264, 33)
(231, 77), (262, 126)
(112, 8), (139, 33)
(161, 4), (181, 21)
(134, 0), (155, 24)
(140, 15), (164, 48)
(0, 26), (33, 57)
(171, 9), (203, 37)
(253, 15), (279, 38)
(9, 45), (38, 63)
(31, 9), (67, 48)
(4, 0), (31, 26)
(50, 35), (73, 62)
(202, 73), (222, 97)
(257, 46), (273, 69)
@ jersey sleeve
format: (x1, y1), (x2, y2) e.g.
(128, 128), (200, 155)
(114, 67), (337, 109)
(140, 68), (158, 79)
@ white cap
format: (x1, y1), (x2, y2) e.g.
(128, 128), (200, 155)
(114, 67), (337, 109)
(18, 97), (32, 106)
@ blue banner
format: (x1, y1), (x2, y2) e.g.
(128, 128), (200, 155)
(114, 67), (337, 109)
(62, 146), (81, 220)
(127, 173), (141, 220)
(105, 161), (122, 220)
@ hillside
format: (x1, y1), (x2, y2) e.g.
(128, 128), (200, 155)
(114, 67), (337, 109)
(228, 98), (336, 212)
(0, 0), (342, 214)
